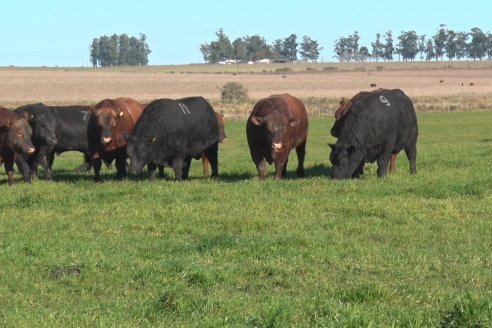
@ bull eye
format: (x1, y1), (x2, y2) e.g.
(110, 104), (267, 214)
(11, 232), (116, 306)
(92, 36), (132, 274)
(340, 158), (348, 165)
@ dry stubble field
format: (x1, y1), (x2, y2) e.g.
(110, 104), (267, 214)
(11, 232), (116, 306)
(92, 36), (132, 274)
(1, 62), (492, 117)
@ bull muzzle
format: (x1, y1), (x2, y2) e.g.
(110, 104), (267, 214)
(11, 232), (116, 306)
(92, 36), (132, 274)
(27, 147), (35, 154)
(272, 142), (283, 152)
(101, 137), (112, 144)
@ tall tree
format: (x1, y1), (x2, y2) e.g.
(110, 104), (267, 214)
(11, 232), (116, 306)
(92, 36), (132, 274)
(417, 35), (426, 61)
(118, 34), (130, 65)
(244, 35), (271, 61)
(383, 30), (394, 61)
(90, 38), (99, 67)
(468, 27), (487, 60)
(358, 46), (370, 61)
(445, 29), (457, 61)
(232, 38), (247, 61)
(272, 39), (285, 60)
(200, 28), (233, 63)
(97, 35), (112, 67)
(283, 34), (298, 61)
(138, 33), (151, 65)
(425, 39), (436, 61)
(433, 24), (447, 61)
(398, 30), (419, 61)
(486, 32), (492, 60)
(300, 36), (323, 62)
(371, 33), (384, 62)
(455, 32), (469, 61)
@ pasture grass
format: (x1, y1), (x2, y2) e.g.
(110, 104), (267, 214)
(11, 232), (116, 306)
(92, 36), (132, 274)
(0, 112), (491, 327)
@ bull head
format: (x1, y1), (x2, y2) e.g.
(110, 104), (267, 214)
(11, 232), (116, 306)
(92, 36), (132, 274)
(329, 144), (363, 179)
(250, 114), (299, 153)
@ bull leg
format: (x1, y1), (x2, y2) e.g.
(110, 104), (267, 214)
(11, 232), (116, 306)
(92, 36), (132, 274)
(204, 142), (219, 178)
(404, 144), (417, 175)
(93, 158), (102, 182)
(158, 165), (165, 179)
(274, 158), (287, 180)
(182, 157), (192, 180)
(171, 157), (184, 181)
(352, 161), (365, 178)
(47, 150), (56, 176)
(15, 156), (31, 182)
(295, 142), (306, 178)
(389, 154), (397, 173)
(37, 146), (52, 180)
(147, 163), (157, 181)
(115, 156), (127, 179)
(201, 153), (209, 176)
(376, 154), (391, 178)
(5, 158), (15, 185)
(253, 157), (267, 180)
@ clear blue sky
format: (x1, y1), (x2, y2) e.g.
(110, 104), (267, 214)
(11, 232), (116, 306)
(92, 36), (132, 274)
(1, 0), (491, 66)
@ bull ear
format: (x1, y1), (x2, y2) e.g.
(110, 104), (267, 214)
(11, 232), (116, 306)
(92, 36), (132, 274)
(21, 111), (30, 121)
(289, 119), (300, 127)
(250, 116), (265, 126)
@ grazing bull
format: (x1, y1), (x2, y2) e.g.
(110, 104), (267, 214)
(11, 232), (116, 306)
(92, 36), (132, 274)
(202, 111), (227, 176)
(329, 89), (418, 179)
(127, 97), (220, 181)
(332, 89), (397, 175)
(0, 107), (35, 185)
(88, 98), (144, 181)
(246, 93), (308, 180)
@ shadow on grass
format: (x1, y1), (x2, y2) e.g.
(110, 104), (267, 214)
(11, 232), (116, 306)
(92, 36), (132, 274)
(304, 163), (332, 179)
(5, 163), (333, 184)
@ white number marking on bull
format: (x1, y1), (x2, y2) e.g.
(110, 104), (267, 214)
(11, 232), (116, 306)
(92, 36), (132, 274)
(380, 95), (391, 107)
(82, 110), (90, 121)
(178, 102), (191, 115)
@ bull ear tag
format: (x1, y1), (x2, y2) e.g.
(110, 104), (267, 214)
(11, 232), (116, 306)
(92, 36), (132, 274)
(152, 138), (157, 143)
(119, 111), (124, 117)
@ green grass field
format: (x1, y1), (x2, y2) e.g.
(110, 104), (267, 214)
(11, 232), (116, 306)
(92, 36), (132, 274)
(1, 112), (491, 327)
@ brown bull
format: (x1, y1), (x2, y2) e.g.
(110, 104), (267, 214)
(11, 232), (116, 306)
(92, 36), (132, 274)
(246, 94), (308, 180)
(0, 107), (35, 185)
(333, 89), (397, 173)
(88, 98), (144, 181)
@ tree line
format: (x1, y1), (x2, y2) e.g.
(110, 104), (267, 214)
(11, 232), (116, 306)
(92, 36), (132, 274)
(200, 28), (324, 63)
(334, 25), (492, 62)
(89, 33), (151, 67)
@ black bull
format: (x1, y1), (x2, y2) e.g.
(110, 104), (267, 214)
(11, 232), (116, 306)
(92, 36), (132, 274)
(127, 97), (220, 181)
(329, 89), (418, 179)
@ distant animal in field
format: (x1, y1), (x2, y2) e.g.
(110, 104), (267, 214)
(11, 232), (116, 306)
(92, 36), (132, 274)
(88, 98), (144, 181)
(329, 89), (418, 179)
(439, 80), (444, 83)
(332, 88), (397, 174)
(0, 107), (35, 185)
(470, 82), (474, 86)
(127, 97), (220, 181)
(246, 93), (308, 180)
(370, 83), (377, 87)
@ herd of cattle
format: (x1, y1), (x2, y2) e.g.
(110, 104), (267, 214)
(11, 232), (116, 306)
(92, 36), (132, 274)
(0, 89), (418, 185)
